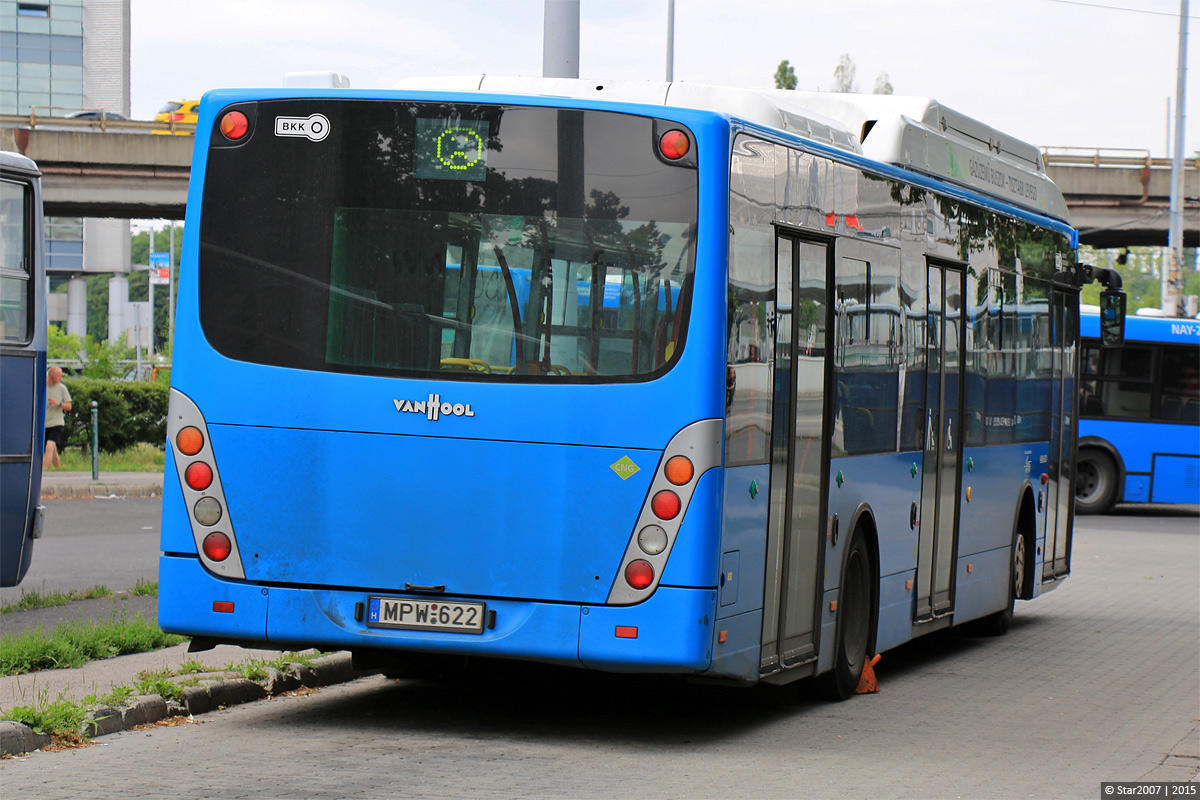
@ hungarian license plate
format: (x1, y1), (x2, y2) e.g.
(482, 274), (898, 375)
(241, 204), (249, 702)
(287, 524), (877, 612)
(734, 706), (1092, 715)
(365, 596), (486, 634)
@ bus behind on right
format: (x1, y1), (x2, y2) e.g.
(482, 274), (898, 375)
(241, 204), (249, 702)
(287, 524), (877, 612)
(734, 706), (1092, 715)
(1077, 308), (1200, 513)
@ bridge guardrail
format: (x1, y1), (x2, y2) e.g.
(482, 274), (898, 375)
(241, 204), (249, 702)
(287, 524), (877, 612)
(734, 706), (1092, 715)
(0, 112), (195, 136)
(1042, 146), (1198, 170)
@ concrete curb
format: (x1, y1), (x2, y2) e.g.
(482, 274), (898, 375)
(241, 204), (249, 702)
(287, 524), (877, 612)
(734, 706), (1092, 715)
(0, 652), (357, 757)
(40, 484), (162, 499)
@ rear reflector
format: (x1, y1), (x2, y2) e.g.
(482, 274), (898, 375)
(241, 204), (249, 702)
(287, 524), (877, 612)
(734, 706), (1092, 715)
(213, 601), (234, 613)
(615, 626), (638, 639)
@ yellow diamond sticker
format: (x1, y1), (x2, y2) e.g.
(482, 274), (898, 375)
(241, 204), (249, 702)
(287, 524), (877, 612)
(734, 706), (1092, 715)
(611, 456), (640, 480)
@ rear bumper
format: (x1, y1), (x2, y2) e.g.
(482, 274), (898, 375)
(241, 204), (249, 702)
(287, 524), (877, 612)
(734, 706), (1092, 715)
(159, 555), (716, 674)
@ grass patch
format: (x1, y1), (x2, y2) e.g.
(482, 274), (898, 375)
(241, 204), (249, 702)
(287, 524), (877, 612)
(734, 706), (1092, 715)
(52, 441), (165, 473)
(1, 585), (112, 614)
(1, 689), (91, 745)
(128, 579), (158, 597)
(1, 580), (158, 614)
(0, 605), (186, 676)
(0, 650), (324, 745)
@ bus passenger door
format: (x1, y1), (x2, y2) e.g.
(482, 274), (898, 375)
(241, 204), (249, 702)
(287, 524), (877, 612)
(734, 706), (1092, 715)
(761, 233), (830, 672)
(1044, 289), (1076, 579)
(915, 261), (965, 620)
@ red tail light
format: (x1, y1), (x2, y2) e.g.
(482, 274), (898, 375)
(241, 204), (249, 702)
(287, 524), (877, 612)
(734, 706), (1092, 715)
(185, 462), (213, 491)
(203, 532), (232, 561)
(220, 111), (249, 140)
(651, 490), (681, 520)
(171, 113), (185, 122)
(659, 130), (690, 160)
(625, 559), (654, 590)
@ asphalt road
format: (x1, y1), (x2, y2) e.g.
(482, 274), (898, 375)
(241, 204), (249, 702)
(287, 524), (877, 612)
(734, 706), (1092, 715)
(0, 497), (161, 605)
(0, 501), (1196, 799)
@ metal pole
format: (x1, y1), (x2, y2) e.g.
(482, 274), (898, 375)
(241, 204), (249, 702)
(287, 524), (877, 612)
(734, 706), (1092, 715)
(1166, 0), (1189, 316)
(90, 400), (99, 480)
(147, 262), (155, 359)
(665, 0), (675, 82)
(542, 0), (579, 78)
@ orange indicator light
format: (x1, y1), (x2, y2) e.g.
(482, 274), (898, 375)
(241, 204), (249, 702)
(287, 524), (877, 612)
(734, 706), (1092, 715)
(176, 426), (204, 456)
(615, 626), (638, 639)
(664, 456), (694, 486)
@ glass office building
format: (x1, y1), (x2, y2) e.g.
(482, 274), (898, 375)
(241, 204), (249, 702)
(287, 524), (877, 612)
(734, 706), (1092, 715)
(2, 0), (131, 338)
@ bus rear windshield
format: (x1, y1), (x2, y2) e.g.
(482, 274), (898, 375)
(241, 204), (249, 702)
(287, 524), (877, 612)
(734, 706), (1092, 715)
(198, 100), (698, 381)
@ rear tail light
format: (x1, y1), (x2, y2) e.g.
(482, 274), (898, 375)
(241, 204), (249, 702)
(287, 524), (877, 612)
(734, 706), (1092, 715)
(169, 388), (245, 579)
(219, 110), (249, 140)
(659, 130), (690, 160)
(203, 532), (232, 562)
(624, 560), (654, 590)
(651, 490), (681, 520)
(184, 462), (213, 491)
(606, 420), (723, 605)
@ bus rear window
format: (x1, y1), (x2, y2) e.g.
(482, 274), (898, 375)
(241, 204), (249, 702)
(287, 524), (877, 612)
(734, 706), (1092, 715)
(198, 101), (697, 381)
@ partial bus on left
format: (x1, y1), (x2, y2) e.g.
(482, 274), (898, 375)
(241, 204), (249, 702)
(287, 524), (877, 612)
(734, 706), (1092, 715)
(0, 150), (47, 587)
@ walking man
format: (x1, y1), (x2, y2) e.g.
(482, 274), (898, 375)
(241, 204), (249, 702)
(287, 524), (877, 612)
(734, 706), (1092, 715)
(44, 366), (72, 469)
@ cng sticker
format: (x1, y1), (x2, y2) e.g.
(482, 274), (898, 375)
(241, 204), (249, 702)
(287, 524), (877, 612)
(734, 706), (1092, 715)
(611, 456), (640, 480)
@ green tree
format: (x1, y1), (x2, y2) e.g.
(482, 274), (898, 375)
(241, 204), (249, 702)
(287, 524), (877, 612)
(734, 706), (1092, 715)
(774, 60), (797, 90)
(833, 54), (857, 93)
(873, 72), (894, 95)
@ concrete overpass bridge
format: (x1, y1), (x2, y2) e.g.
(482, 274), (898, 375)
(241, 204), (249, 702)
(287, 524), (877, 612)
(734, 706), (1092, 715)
(1, 118), (1196, 243)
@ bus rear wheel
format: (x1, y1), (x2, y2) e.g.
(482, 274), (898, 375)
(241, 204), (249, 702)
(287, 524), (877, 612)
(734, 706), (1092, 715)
(1076, 448), (1117, 515)
(977, 525), (1025, 636)
(819, 532), (873, 701)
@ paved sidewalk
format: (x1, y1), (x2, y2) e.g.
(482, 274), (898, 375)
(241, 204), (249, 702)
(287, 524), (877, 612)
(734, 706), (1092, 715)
(39, 470), (164, 499)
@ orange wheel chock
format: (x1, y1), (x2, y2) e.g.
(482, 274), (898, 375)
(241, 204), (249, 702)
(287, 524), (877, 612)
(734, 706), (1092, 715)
(856, 654), (882, 694)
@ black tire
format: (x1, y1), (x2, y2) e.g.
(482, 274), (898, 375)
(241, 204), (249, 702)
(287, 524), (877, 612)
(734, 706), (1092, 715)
(978, 525), (1025, 637)
(819, 533), (873, 701)
(1076, 448), (1118, 514)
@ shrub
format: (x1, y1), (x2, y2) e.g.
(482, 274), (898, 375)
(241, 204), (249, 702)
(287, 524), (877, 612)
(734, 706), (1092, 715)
(61, 378), (169, 453)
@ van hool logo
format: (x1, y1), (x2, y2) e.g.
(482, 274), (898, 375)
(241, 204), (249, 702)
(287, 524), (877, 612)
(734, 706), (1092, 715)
(393, 394), (475, 421)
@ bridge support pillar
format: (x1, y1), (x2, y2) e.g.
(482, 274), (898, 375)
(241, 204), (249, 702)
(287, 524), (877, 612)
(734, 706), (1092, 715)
(66, 276), (87, 339)
(107, 275), (128, 344)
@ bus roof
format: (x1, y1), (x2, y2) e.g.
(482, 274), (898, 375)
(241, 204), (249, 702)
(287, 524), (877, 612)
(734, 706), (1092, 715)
(1, 149), (40, 177)
(390, 76), (1069, 224)
(1081, 306), (1200, 343)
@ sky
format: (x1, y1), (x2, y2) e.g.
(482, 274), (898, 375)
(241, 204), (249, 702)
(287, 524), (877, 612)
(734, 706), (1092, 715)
(129, 0), (1197, 156)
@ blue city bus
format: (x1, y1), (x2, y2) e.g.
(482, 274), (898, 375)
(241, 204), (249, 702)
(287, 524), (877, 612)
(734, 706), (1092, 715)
(1076, 309), (1200, 513)
(1, 150), (46, 587)
(160, 79), (1118, 696)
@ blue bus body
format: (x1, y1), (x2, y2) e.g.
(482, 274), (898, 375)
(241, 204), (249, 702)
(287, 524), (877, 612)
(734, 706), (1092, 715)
(1077, 312), (1200, 512)
(1, 150), (46, 587)
(161, 83), (1088, 692)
